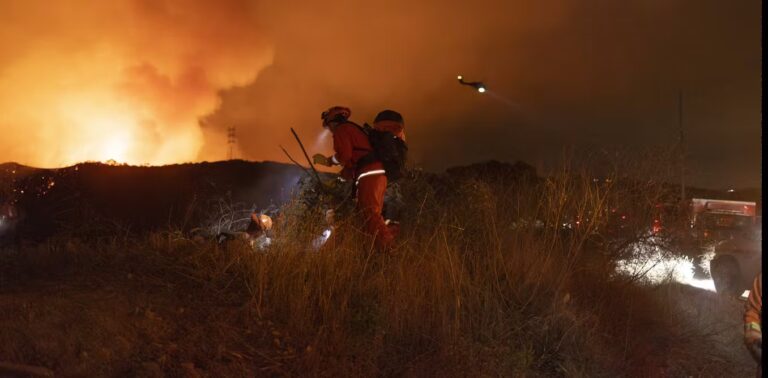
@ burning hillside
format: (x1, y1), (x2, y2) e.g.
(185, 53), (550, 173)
(0, 160), (304, 241)
(0, 1), (272, 167)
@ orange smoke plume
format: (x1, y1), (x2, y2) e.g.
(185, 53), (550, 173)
(0, 0), (272, 167)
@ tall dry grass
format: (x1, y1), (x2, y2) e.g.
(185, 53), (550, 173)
(1, 151), (747, 376)
(189, 150), (709, 375)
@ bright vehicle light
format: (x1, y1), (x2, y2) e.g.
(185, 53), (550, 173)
(477, 87), (486, 93)
(457, 75), (463, 80)
(615, 239), (717, 292)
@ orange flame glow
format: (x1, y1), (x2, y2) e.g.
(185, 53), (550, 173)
(0, 1), (273, 167)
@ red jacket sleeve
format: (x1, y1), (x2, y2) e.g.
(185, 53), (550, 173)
(332, 124), (355, 169)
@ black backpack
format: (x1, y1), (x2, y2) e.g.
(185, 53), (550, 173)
(354, 122), (408, 181)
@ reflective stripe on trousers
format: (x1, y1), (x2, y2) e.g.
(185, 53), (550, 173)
(356, 169), (386, 186)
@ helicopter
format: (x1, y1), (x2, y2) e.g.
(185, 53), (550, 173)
(457, 75), (486, 93)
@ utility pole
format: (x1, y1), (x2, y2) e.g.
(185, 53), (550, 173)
(678, 91), (686, 203)
(227, 126), (236, 160)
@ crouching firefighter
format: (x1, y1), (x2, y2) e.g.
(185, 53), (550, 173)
(215, 211), (273, 250)
(313, 106), (406, 250)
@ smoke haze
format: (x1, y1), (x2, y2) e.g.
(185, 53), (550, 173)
(0, 0), (272, 166)
(0, 0), (760, 188)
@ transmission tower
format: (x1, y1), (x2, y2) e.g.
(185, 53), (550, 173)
(227, 126), (237, 160)
(678, 91), (685, 202)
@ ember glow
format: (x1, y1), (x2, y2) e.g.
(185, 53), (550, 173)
(0, 0), (273, 167)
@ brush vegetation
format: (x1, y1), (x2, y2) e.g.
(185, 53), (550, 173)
(0, 154), (755, 376)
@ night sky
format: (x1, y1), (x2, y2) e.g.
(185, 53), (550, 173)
(0, 0), (761, 189)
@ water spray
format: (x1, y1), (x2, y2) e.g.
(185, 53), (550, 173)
(313, 128), (331, 151)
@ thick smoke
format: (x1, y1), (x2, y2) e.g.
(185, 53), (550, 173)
(0, 0), (272, 166)
(0, 1), (760, 188)
(205, 0), (760, 188)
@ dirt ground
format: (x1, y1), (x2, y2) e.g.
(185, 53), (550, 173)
(0, 265), (759, 377)
(658, 282), (757, 377)
(0, 269), (296, 376)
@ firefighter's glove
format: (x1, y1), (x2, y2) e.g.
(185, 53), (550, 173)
(745, 326), (762, 362)
(313, 154), (332, 167)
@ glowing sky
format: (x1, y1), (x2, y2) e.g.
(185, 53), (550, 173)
(0, 0), (760, 189)
(0, 0), (272, 166)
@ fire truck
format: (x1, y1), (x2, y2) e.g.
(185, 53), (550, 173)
(690, 198), (757, 244)
(690, 198), (761, 296)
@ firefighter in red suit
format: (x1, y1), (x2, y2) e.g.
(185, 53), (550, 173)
(313, 106), (396, 249)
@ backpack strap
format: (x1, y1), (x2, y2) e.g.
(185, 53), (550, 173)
(349, 122), (380, 171)
(346, 121), (366, 133)
(349, 122), (374, 139)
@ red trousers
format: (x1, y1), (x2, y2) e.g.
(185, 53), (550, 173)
(356, 174), (395, 248)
